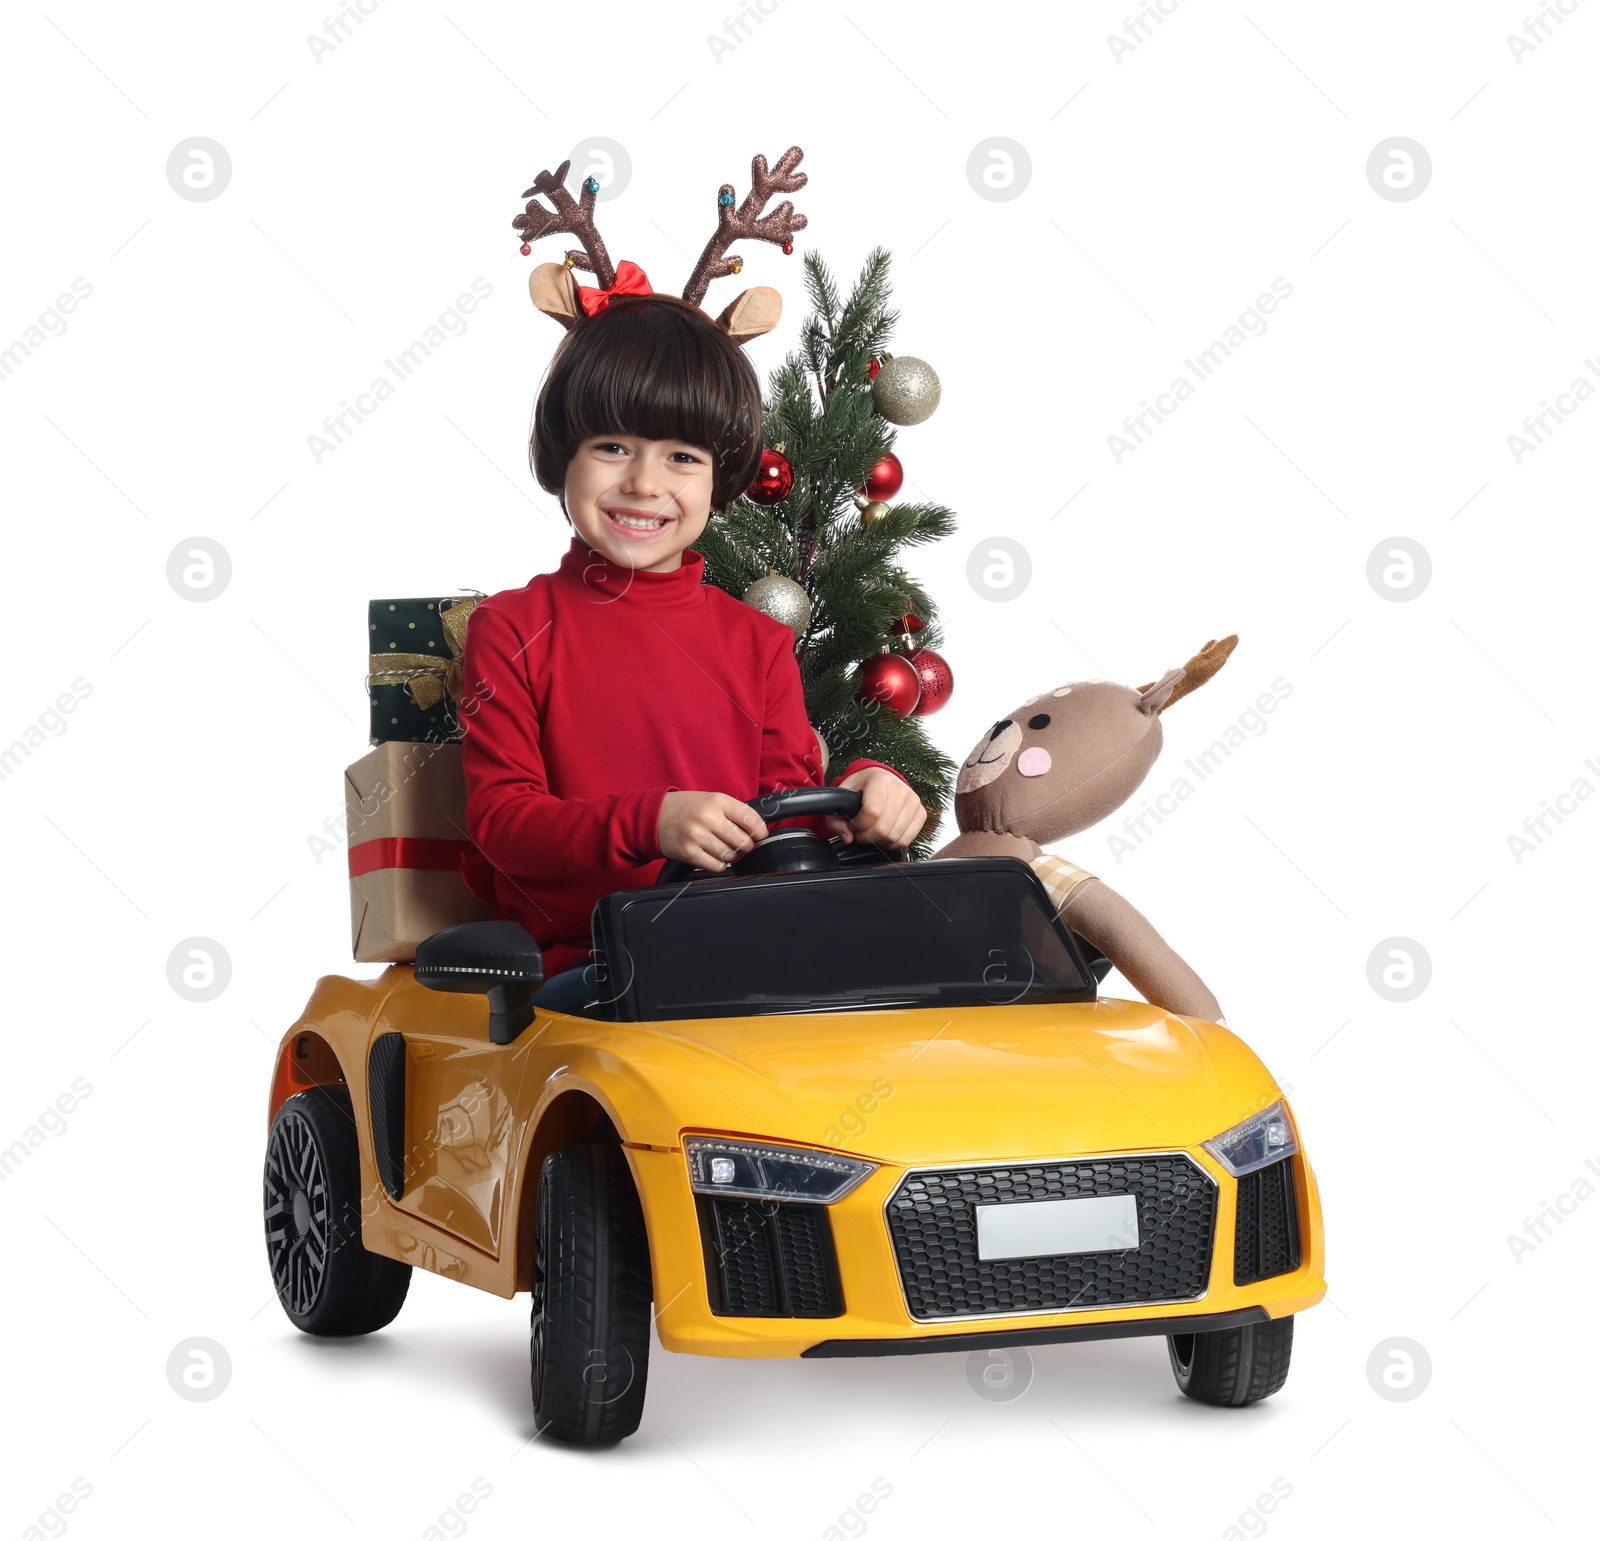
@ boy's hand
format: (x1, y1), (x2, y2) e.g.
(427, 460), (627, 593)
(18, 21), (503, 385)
(657, 791), (769, 873)
(827, 768), (927, 849)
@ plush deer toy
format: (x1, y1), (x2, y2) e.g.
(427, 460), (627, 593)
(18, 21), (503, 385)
(935, 638), (1238, 1022)
(514, 148), (807, 342)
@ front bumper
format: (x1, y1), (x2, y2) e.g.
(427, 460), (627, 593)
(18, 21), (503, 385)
(628, 1140), (1326, 1360)
(801, 1305), (1273, 1358)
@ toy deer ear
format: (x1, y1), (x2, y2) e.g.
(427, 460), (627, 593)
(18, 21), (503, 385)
(529, 262), (582, 330)
(714, 286), (782, 346)
(1137, 668), (1184, 716)
(1137, 635), (1239, 715)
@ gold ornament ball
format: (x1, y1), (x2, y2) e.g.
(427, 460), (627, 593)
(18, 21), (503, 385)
(860, 500), (891, 527)
(743, 571), (812, 639)
(870, 355), (941, 426)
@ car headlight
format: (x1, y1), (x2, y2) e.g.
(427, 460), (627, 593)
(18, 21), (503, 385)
(683, 1137), (876, 1204)
(1202, 1101), (1298, 1177)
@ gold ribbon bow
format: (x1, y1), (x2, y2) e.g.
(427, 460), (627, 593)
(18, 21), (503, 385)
(368, 595), (481, 713)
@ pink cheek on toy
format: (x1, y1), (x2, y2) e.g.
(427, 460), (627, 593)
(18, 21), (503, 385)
(1016, 747), (1052, 777)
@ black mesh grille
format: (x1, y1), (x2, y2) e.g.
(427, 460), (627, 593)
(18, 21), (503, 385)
(708, 1199), (776, 1311)
(366, 1032), (407, 1200)
(886, 1156), (1215, 1321)
(1234, 1157), (1301, 1285)
(772, 1204), (838, 1316)
(698, 1198), (843, 1318)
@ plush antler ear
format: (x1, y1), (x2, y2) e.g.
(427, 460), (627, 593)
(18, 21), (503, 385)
(1137, 667), (1184, 716)
(1137, 635), (1239, 715)
(528, 263), (582, 330)
(714, 286), (782, 345)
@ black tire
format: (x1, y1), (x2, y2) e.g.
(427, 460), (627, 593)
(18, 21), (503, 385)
(530, 1143), (652, 1444)
(264, 1086), (411, 1336)
(1168, 1315), (1294, 1406)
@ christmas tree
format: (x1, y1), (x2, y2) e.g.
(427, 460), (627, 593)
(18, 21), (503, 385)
(693, 249), (957, 858)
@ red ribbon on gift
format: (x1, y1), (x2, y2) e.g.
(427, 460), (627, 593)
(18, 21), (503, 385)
(348, 836), (471, 879)
(575, 259), (653, 317)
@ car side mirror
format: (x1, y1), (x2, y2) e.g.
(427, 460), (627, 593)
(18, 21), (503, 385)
(415, 921), (545, 1045)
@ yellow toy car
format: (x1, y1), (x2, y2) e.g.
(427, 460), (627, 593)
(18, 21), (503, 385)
(264, 786), (1324, 1444)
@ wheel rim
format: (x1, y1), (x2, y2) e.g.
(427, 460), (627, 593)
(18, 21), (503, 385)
(264, 1109), (331, 1316)
(530, 1171), (549, 1407)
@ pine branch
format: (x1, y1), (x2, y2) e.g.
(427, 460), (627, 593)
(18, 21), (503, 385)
(836, 248), (894, 349)
(803, 251), (840, 332)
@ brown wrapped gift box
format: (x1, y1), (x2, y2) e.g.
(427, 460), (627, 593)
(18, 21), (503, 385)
(345, 741), (490, 963)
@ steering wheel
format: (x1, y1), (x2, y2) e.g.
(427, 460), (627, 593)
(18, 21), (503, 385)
(654, 786), (905, 886)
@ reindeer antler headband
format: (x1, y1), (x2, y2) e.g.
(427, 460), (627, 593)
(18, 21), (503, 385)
(511, 147), (808, 347)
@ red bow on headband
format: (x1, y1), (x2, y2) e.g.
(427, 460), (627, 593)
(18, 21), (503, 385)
(575, 260), (653, 317)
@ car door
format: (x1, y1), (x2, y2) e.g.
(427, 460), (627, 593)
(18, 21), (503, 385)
(392, 1033), (516, 1258)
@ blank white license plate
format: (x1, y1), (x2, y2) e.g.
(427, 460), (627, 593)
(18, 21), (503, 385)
(975, 1194), (1141, 1261)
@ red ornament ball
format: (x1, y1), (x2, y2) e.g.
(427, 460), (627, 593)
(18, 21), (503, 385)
(889, 612), (925, 637)
(867, 357), (882, 382)
(746, 448), (794, 505)
(908, 647), (954, 716)
(862, 452), (904, 502)
(782, 239), (794, 255)
(856, 652), (922, 719)
(520, 243), (532, 256)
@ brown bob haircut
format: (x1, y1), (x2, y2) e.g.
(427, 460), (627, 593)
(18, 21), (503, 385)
(530, 296), (765, 514)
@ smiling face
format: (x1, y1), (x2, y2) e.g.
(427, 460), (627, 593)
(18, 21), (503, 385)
(955, 680), (1166, 845)
(531, 297), (765, 544)
(563, 434), (715, 573)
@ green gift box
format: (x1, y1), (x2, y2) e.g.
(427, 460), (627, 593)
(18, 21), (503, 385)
(367, 594), (484, 746)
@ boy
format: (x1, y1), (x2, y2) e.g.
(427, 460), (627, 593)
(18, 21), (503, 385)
(461, 295), (925, 1006)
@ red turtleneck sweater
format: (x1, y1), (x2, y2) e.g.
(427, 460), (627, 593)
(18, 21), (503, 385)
(459, 536), (913, 978)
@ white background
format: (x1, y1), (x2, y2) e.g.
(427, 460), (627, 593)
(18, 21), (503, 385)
(3, 2), (1595, 1537)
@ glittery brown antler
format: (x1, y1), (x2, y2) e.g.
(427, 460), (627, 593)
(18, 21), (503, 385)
(681, 147), (808, 307)
(512, 162), (616, 288)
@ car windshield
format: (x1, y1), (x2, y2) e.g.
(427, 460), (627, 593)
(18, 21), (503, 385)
(590, 859), (1096, 1022)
